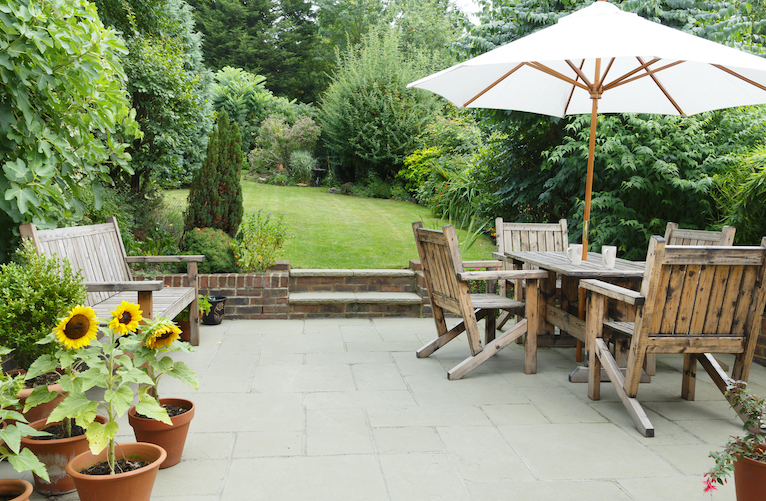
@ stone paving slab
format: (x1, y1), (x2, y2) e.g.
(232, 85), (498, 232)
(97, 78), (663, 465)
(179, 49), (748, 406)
(1, 317), (761, 500)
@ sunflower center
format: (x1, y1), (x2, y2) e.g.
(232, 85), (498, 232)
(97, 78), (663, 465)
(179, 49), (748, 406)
(157, 331), (172, 341)
(119, 312), (132, 324)
(64, 314), (91, 340)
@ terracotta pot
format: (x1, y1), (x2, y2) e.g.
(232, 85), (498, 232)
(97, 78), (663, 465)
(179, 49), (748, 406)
(5, 369), (66, 424)
(20, 415), (108, 495)
(177, 318), (200, 343)
(0, 479), (33, 501)
(128, 398), (194, 468)
(734, 444), (766, 501)
(65, 442), (166, 501)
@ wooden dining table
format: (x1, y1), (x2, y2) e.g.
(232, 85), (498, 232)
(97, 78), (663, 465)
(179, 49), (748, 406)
(495, 250), (647, 381)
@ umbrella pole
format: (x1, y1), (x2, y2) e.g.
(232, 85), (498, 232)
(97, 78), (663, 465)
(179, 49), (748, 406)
(577, 94), (600, 363)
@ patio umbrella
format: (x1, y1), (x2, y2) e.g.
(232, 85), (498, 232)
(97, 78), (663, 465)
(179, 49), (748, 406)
(408, 0), (766, 259)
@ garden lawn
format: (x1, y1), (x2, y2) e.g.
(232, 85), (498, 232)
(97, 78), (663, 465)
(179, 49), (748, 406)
(165, 181), (496, 269)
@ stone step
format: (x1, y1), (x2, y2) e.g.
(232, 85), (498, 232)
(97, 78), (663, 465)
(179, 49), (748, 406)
(289, 292), (422, 305)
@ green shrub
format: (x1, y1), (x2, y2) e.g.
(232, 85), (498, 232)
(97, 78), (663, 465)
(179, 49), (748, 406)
(231, 210), (290, 272)
(716, 145), (766, 244)
(289, 150), (318, 184)
(248, 115), (321, 173)
(185, 111), (244, 237)
(182, 228), (237, 273)
(0, 241), (86, 369)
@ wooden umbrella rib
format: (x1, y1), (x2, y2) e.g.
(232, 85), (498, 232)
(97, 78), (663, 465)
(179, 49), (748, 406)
(565, 60), (595, 89)
(605, 60), (684, 90)
(564, 59), (586, 115)
(636, 56), (685, 115)
(712, 64), (766, 92)
(529, 61), (591, 91)
(597, 57), (616, 91)
(463, 63), (526, 107)
(602, 57), (663, 91)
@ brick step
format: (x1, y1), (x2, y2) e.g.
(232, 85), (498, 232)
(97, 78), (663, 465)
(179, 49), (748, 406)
(289, 269), (418, 295)
(289, 292), (422, 305)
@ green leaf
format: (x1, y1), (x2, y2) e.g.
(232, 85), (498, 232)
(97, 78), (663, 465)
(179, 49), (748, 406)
(24, 354), (58, 379)
(7, 448), (50, 482)
(85, 420), (118, 455)
(0, 423), (22, 453)
(134, 396), (172, 425)
(104, 384), (133, 417)
(47, 392), (98, 423)
(22, 386), (60, 413)
(166, 361), (199, 390)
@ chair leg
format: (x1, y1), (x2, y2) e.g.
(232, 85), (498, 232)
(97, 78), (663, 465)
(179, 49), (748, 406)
(485, 309), (497, 344)
(586, 291), (604, 400)
(448, 319), (528, 380)
(417, 319), (467, 358)
(681, 354), (697, 401)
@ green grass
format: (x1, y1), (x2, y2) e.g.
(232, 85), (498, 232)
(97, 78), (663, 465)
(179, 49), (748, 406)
(166, 182), (496, 269)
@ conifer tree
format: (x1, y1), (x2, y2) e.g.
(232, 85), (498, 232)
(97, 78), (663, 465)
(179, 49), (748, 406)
(185, 111), (244, 236)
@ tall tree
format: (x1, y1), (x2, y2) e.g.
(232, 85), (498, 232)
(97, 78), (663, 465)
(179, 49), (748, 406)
(0, 0), (140, 261)
(185, 111), (244, 236)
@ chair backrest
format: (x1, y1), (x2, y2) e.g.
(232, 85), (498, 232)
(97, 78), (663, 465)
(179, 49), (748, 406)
(638, 236), (766, 344)
(412, 222), (471, 317)
(664, 222), (736, 246)
(495, 218), (569, 254)
(19, 217), (132, 307)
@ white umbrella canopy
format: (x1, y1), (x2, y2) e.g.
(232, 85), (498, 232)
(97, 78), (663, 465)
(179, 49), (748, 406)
(408, 1), (766, 256)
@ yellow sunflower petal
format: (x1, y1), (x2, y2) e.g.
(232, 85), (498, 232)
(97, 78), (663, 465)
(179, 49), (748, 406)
(53, 305), (99, 349)
(145, 323), (181, 350)
(109, 301), (143, 335)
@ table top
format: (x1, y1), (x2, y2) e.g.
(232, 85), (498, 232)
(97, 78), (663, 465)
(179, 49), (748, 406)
(500, 251), (646, 278)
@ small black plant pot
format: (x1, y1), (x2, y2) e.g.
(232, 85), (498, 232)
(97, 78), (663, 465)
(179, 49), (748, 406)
(202, 296), (227, 325)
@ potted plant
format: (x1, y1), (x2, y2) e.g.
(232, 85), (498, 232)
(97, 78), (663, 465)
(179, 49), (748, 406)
(704, 381), (766, 498)
(0, 347), (51, 501)
(41, 302), (174, 501)
(124, 318), (199, 468)
(201, 296), (227, 325)
(0, 240), (86, 423)
(174, 294), (212, 342)
(19, 305), (111, 495)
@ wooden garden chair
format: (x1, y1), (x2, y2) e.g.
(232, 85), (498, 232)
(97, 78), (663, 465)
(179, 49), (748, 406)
(19, 217), (205, 345)
(413, 222), (548, 380)
(581, 235), (766, 437)
(664, 222), (736, 246)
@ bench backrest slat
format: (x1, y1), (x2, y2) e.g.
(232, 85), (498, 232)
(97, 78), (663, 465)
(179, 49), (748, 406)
(20, 220), (132, 307)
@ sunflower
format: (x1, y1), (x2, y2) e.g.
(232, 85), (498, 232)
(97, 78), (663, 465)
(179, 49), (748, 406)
(145, 319), (182, 350)
(108, 301), (142, 335)
(53, 306), (99, 349)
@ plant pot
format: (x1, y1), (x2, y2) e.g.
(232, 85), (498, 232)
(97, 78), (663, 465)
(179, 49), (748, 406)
(734, 444), (766, 501)
(128, 398), (195, 469)
(201, 296), (227, 325)
(20, 415), (108, 495)
(4, 369), (66, 424)
(177, 317), (200, 343)
(0, 479), (33, 501)
(65, 442), (166, 501)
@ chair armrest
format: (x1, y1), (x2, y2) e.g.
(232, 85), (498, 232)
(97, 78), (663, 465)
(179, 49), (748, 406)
(461, 260), (503, 269)
(85, 281), (164, 292)
(580, 279), (645, 306)
(125, 255), (205, 264)
(457, 270), (549, 282)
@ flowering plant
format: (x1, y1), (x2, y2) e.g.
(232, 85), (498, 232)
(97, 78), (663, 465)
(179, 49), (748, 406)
(0, 347), (50, 480)
(704, 381), (766, 492)
(37, 301), (196, 474)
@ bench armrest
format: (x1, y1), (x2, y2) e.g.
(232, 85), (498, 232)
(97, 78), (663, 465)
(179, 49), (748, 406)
(461, 260), (503, 270)
(457, 270), (549, 282)
(580, 279), (645, 306)
(85, 281), (164, 293)
(125, 255), (205, 264)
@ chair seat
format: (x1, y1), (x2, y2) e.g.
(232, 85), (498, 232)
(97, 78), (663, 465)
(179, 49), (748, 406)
(470, 293), (524, 312)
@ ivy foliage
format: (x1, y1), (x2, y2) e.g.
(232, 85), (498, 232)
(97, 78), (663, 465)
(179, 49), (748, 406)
(0, 0), (140, 260)
(319, 25), (441, 181)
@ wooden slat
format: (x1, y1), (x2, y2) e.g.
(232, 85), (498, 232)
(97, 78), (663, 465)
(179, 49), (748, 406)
(645, 336), (745, 353)
(662, 246), (764, 265)
(689, 265), (717, 335)
(718, 266), (745, 334)
(674, 264), (701, 335)
(731, 267), (757, 336)
(659, 265), (685, 334)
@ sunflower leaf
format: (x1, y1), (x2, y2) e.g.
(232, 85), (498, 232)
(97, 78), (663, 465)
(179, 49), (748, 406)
(22, 386), (60, 413)
(165, 361), (199, 390)
(135, 395), (172, 425)
(25, 354), (58, 379)
(7, 448), (50, 482)
(104, 385), (134, 417)
(47, 393), (98, 423)
(85, 420), (118, 455)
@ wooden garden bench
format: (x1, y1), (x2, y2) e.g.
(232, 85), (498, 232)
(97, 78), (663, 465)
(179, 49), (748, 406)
(19, 217), (205, 345)
(581, 235), (766, 437)
(413, 221), (548, 380)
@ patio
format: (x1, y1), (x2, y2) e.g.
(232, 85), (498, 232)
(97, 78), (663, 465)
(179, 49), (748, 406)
(4, 317), (761, 501)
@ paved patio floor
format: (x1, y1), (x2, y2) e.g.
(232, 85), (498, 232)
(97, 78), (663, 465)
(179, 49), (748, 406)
(4, 317), (763, 500)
